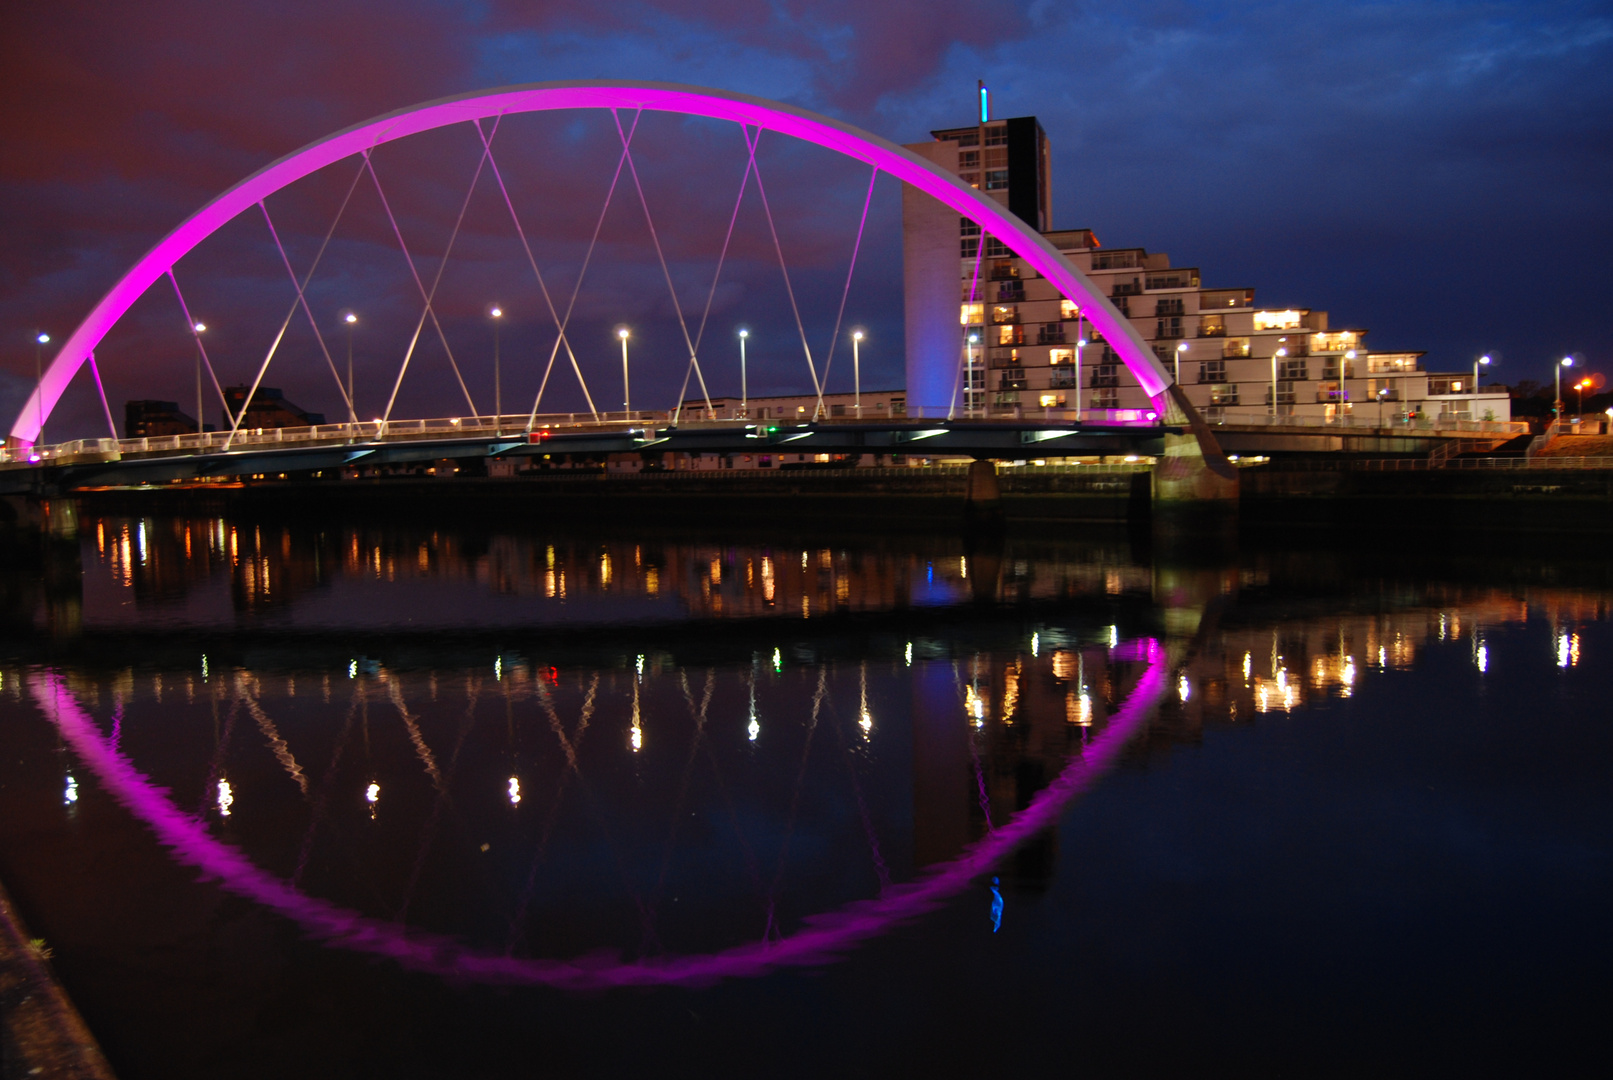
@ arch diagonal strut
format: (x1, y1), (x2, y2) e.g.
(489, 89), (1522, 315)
(13, 81), (1169, 446)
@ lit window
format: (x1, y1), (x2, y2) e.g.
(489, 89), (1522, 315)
(1049, 348), (1073, 366)
(1038, 394), (1064, 408)
(1060, 299), (1078, 320)
(1253, 310), (1303, 331)
(960, 302), (984, 326)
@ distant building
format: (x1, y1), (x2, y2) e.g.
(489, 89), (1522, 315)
(124, 400), (206, 438)
(222, 386), (326, 430)
(902, 113), (1510, 425)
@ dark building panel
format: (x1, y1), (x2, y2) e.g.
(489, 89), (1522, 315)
(125, 399), (200, 438)
(1005, 116), (1047, 232)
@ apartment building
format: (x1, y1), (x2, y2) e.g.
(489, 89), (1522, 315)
(902, 115), (1510, 425)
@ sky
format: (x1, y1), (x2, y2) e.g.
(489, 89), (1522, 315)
(2, 0), (1610, 439)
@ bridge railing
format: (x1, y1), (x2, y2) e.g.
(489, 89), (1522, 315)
(1205, 411), (1527, 435)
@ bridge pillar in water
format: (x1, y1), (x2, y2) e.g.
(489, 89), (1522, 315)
(1150, 384), (1240, 507)
(964, 459), (1003, 527)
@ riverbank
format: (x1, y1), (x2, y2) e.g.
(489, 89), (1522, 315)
(0, 875), (116, 1079)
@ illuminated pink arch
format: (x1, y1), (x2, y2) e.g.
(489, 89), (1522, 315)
(12, 80), (1173, 446)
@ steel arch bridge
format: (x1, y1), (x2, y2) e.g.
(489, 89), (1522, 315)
(9, 81), (1183, 456)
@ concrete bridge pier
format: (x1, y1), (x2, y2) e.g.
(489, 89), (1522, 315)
(963, 458), (1003, 527)
(1150, 384), (1240, 506)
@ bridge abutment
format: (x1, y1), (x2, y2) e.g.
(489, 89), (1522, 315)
(1149, 384), (1240, 506)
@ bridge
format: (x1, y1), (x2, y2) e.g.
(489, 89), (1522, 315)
(2, 80), (1523, 506)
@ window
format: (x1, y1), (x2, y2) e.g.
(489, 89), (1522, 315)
(1267, 382), (1296, 406)
(997, 371), (1027, 390)
(1210, 384), (1240, 406)
(890, 398), (906, 416)
(1278, 358), (1308, 381)
(991, 305), (1018, 324)
(991, 348), (1023, 369)
(1253, 309), (1303, 331)
(984, 169), (1010, 190)
(1223, 337), (1251, 359)
(1155, 297), (1184, 316)
(1036, 324), (1065, 345)
(831, 404), (847, 417)
(1312, 331), (1357, 353)
(983, 237), (1010, 257)
(955, 131), (979, 148)
(1199, 360), (1226, 383)
(997, 324), (1023, 346)
(965, 368), (985, 389)
(1091, 251), (1139, 270)
(960, 302), (984, 326)
(984, 126), (1009, 146)
(1050, 369), (1078, 389)
(1038, 394), (1065, 408)
(961, 238), (979, 258)
(1060, 299), (1078, 320)
(1091, 388), (1119, 410)
(1199, 314), (1225, 337)
(1156, 317), (1183, 339)
(1049, 348), (1074, 366)
(1092, 364), (1119, 388)
(959, 218), (980, 237)
(959, 150), (979, 168)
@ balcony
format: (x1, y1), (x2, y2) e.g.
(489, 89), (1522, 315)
(997, 374), (1028, 391)
(989, 263), (1020, 282)
(996, 283), (1025, 303)
(1111, 281), (1143, 297)
(1145, 272), (1200, 290)
(1050, 370), (1079, 389)
(1036, 325), (1067, 345)
(1198, 323), (1226, 338)
(1155, 299), (1185, 317)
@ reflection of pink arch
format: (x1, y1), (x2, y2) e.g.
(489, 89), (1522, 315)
(12, 80), (1173, 446)
(31, 643), (1167, 989)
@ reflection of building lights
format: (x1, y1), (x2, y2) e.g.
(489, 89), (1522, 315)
(772, 648), (782, 672)
(1476, 643), (1488, 673)
(600, 553), (612, 587)
(1108, 625), (1119, 648)
(65, 774), (78, 806)
(1242, 651), (1251, 681)
(495, 656), (503, 681)
(630, 725), (643, 751)
(1031, 632), (1039, 657)
(960, 557), (968, 579)
(965, 685), (986, 727)
(747, 716), (760, 742)
(508, 777), (521, 806)
(636, 654), (645, 677)
(904, 642), (913, 666)
(202, 654), (210, 681)
(1558, 632), (1579, 668)
(1067, 691), (1092, 726)
(1342, 657), (1356, 685)
(761, 556), (775, 602)
(1051, 650), (1075, 681)
(1178, 674), (1191, 702)
(859, 710), (872, 736)
(366, 782), (380, 809)
(348, 659), (357, 679)
(216, 779), (233, 816)
(1378, 646), (1386, 666)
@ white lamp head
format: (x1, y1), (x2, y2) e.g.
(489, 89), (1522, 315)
(853, 330), (864, 342)
(36, 333), (50, 345)
(344, 312), (357, 324)
(192, 322), (206, 334)
(738, 328), (748, 339)
(489, 306), (503, 319)
(618, 328), (630, 340)
(1276, 347), (1287, 357)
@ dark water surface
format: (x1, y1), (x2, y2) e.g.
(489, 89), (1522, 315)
(1, 507), (1609, 1077)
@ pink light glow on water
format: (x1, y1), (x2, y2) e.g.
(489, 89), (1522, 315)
(30, 644), (1167, 989)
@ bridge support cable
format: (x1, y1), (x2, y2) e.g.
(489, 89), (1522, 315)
(761, 665), (827, 943)
(742, 126), (823, 411)
(813, 165), (879, 420)
(504, 674), (598, 957)
(948, 225), (988, 421)
(85, 353), (118, 441)
(525, 112), (645, 430)
(364, 137), (493, 429)
(257, 166), (369, 425)
(671, 126), (759, 423)
(291, 688), (363, 887)
(166, 271), (236, 429)
(474, 117), (600, 423)
(219, 165), (368, 449)
(393, 677), (482, 925)
(610, 109), (715, 419)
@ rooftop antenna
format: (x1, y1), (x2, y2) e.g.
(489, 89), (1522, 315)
(978, 80), (989, 123)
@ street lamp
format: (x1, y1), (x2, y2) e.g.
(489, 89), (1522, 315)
(1555, 356), (1573, 422)
(33, 332), (49, 445)
(1271, 347), (1287, 418)
(1377, 386), (1389, 426)
(618, 327), (631, 416)
(1174, 341), (1188, 386)
(737, 328), (749, 418)
(965, 332), (980, 418)
(852, 329), (865, 418)
(1575, 377), (1592, 419)
(341, 311), (357, 422)
(1075, 335), (1087, 423)
(489, 306), (503, 427)
(191, 322), (207, 437)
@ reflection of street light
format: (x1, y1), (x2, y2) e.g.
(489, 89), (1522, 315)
(489, 306), (503, 426)
(852, 329), (865, 418)
(1556, 356), (1573, 421)
(1175, 341), (1188, 386)
(33, 332), (49, 445)
(1271, 347), (1287, 418)
(618, 327), (631, 416)
(737, 328), (749, 417)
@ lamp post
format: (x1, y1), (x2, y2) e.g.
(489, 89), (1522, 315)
(737, 328), (749, 418)
(965, 332), (980, 418)
(1378, 386), (1388, 426)
(618, 327), (631, 417)
(342, 312), (357, 421)
(1555, 356), (1573, 423)
(33, 332), (49, 445)
(1575, 378), (1591, 420)
(1472, 354), (1490, 422)
(191, 322), (207, 437)
(1075, 333), (1086, 423)
(852, 329), (864, 418)
(489, 306), (503, 428)
(1174, 341), (1188, 386)
(1271, 347), (1287, 419)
